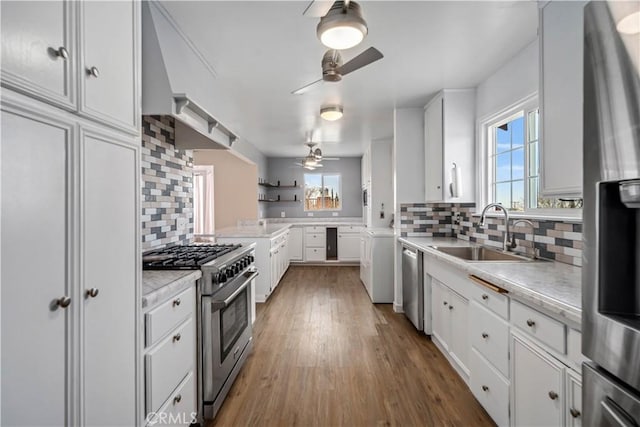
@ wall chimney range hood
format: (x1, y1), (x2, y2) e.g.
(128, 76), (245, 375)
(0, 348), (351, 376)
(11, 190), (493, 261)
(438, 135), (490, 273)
(142, 1), (237, 150)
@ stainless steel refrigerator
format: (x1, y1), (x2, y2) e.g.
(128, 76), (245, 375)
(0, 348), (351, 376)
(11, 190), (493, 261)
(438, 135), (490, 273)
(583, 1), (640, 424)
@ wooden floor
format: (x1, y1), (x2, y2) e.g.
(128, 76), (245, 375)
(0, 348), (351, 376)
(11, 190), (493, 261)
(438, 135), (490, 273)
(210, 266), (495, 427)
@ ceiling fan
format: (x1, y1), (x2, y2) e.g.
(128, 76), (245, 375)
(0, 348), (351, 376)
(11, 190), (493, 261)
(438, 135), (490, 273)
(291, 47), (383, 95)
(294, 143), (339, 170)
(292, 0), (384, 95)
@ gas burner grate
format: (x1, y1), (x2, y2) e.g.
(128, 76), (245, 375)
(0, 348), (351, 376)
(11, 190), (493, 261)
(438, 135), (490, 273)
(143, 244), (242, 270)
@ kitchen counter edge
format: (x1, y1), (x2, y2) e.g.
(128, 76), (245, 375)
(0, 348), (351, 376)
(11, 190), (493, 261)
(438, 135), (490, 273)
(142, 270), (202, 310)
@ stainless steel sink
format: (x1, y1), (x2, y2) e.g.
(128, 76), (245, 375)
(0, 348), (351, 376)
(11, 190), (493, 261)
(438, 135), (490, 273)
(431, 246), (537, 262)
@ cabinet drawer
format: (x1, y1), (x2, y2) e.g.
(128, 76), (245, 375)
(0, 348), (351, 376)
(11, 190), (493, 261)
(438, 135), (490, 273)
(147, 371), (196, 427)
(470, 349), (510, 427)
(512, 300), (566, 354)
(146, 317), (195, 414)
(468, 276), (509, 319)
(305, 226), (325, 233)
(145, 287), (195, 346)
(305, 232), (325, 247)
(305, 247), (325, 261)
(338, 225), (363, 233)
(470, 302), (510, 378)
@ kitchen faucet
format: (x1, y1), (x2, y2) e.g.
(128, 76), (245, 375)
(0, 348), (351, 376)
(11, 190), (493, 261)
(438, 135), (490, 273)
(511, 219), (539, 259)
(479, 203), (513, 251)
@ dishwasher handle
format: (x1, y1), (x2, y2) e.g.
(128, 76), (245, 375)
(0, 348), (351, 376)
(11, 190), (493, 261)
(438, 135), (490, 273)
(403, 246), (418, 259)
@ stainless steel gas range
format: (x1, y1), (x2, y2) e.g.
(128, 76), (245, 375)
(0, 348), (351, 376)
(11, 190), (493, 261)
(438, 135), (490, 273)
(143, 243), (258, 422)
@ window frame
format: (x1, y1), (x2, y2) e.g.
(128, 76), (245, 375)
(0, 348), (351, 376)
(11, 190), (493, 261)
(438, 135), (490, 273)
(303, 172), (343, 212)
(476, 94), (582, 219)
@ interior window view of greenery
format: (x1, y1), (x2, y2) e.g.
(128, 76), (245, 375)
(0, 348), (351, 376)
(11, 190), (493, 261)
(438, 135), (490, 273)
(489, 109), (581, 211)
(304, 173), (341, 211)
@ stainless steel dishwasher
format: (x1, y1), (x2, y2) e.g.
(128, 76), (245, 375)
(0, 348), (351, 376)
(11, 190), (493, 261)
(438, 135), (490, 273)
(402, 245), (423, 331)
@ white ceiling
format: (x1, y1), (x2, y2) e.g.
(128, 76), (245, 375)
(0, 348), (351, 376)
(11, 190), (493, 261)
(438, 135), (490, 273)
(160, 1), (538, 158)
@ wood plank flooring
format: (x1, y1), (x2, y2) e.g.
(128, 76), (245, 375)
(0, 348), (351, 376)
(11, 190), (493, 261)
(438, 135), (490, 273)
(210, 266), (495, 427)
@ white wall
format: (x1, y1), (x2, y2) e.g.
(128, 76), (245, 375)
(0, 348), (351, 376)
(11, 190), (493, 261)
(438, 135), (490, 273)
(393, 108), (425, 311)
(475, 38), (539, 120)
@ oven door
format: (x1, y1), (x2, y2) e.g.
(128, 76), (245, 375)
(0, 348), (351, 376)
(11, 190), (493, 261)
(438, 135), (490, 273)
(201, 270), (257, 415)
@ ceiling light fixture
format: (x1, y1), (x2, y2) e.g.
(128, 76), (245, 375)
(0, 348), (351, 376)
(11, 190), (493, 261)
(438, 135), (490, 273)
(320, 105), (344, 121)
(617, 10), (640, 35)
(317, 1), (368, 50)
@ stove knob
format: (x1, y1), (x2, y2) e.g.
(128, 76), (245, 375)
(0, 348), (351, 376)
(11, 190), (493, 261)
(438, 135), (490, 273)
(243, 259), (249, 268)
(249, 255), (254, 263)
(236, 262), (243, 272)
(226, 268), (234, 278)
(218, 273), (227, 283)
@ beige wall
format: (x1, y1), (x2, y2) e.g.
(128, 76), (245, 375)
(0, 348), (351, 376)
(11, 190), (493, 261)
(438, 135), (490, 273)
(194, 150), (258, 230)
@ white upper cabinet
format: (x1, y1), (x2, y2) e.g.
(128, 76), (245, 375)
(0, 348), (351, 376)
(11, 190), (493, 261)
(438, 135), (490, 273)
(79, 1), (139, 133)
(424, 89), (476, 202)
(539, 1), (586, 197)
(1, 0), (140, 135)
(1, 0), (76, 109)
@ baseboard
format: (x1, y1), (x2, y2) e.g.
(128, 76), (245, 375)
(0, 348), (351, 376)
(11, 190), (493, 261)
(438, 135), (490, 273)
(393, 303), (404, 313)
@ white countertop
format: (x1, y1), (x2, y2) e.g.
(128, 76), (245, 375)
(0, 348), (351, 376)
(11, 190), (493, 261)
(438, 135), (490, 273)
(398, 237), (582, 326)
(215, 223), (292, 238)
(142, 270), (201, 309)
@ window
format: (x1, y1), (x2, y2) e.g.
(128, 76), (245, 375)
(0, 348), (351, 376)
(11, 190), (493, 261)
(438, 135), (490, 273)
(304, 173), (341, 211)
(484, 100), (582, 213)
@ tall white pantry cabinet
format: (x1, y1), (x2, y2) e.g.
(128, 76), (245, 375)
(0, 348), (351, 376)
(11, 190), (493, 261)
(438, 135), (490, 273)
(1, 1), (142, 426)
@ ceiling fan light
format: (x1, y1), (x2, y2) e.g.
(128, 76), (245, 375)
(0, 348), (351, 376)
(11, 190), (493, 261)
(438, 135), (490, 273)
(617, 11), (640, 34)
(314, 148), (323, 160)
(317, 1), (368, 50)
(320, 105), (344, 121)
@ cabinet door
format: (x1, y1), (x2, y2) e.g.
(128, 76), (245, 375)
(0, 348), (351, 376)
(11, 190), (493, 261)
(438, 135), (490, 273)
(449, 291), (469, 374)
(79, 0), (139, 133)
(567, 370), (582, 427)
(431, 279), (450, 350)
(539, 1), (585, 196)
(1, 105), (74, 426)
(512, 334), (564, 427)
(1, 0), (76, 109)
(424, 94), (443, 201)
(81, 128), (138, 426)
(270, 248), (278, 291)
(338, 233), (360, 261)
(289, 227), (303, 261)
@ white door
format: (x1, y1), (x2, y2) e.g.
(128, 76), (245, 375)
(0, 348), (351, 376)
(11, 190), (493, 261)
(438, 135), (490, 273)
(449, 291), (469, 373)
(338, 233), (360, 261)
(288, 227), (303, 261)
(1, 106), (74, 426)
(1, 0), (76, 109)
(512, 334), (564, 427)
(431, 279), (449, 350)
(424, 95), (443, 201)
(81, 128), (138, 426)
(79, 0), (138, 132)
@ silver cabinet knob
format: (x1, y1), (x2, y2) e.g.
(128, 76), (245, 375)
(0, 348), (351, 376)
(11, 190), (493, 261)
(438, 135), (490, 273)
(548, 391), (558, 400)
(526, 319), (536, 327)
(173, 394), (182, 405)
(56, 296), (71, 308)
(481, 385), (489, 392)
(87, 66), (100, 77)
(482, 294), (489, 300)
(53, 46), (69, 60)
(86, 288), (99, 298)
(173, 333), (181, 342)
(449, 305), (454, 310)
(481, 332), (489, 339)
(173, 298), (181, 307)
(569, 408), (581, 418)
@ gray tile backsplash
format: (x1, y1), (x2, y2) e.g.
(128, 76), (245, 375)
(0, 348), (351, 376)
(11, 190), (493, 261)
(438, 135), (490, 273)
(141, 115), (193, 251)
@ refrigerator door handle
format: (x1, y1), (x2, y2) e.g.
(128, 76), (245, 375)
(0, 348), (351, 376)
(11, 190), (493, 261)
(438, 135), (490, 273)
(601, 397), (638, 427)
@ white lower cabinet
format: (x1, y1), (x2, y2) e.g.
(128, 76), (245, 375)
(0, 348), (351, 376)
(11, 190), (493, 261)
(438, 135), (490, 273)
(304, 226), (326, 262)
(470, 349), (510, 427)
(288, 226), (303, 261)
(430, 278), (469, 376)
(512, 333), (565, 427)
(566, 369), (582, 427)
(337, 226), (362, 261)
(144, 286), (197, 426)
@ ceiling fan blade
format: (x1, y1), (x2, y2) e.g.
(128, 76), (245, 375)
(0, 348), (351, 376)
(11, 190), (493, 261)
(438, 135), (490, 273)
(302, 0), (334, 17)
(337, 47), (384, 76)
(291, 78), (323, 95)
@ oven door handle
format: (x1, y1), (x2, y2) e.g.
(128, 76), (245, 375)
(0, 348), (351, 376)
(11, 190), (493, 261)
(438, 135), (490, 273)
(211, 270), (259, 311)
